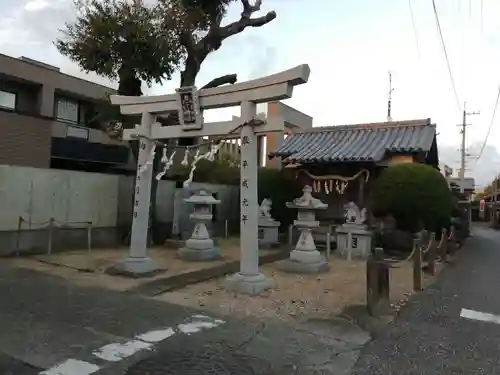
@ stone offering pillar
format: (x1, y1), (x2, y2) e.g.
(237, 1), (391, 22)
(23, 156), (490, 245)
(179, 190), (221, 261)
(278, 186), (329, 274)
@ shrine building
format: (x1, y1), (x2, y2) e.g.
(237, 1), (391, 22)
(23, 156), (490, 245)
(269, 118), (439, 226)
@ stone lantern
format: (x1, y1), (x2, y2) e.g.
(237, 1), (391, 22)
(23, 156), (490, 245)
(178, 190), (221, 261)
(278, 185), (329, 273)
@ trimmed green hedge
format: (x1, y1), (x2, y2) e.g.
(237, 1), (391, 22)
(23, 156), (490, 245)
(370, 163), (454, 232)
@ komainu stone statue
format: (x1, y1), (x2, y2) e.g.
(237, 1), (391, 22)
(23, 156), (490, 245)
(344, 201), (367, 225)
(258, 198), (280, 248)
(259, 198), (273, 219)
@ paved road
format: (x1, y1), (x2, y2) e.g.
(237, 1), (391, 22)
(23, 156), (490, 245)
(0, 263), (370, 375)
(353, 225), (500, 374)
(0, 265), (233, 375)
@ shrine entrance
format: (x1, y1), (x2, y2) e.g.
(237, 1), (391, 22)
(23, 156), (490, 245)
(110, 65), (310, 295)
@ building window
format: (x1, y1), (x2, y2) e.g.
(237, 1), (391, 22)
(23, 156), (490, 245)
(55, 97), (79, 123)
(0, 90), (16, 110)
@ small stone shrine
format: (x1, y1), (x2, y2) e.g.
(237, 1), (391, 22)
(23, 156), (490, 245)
(336, 201), (372, 260)
(178, 190), (221, 261)
(258, 198), (280, 248)
(278, 185), (329, 273)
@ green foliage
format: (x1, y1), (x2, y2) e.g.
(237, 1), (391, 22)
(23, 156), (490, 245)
(55, 0), (182, 88)
(169, 153), (298, 227)
(171, 152), (240, 185)
(370, 163), (454, 232)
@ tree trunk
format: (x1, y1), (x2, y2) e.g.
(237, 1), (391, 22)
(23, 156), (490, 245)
(180, 54), (204, 87)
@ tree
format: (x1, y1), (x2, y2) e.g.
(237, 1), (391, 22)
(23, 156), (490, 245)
(370, 163), (455, 233)
(159, 0), (276, 87)
(55, 0), (182, 97)
(54, 0), (277, 243)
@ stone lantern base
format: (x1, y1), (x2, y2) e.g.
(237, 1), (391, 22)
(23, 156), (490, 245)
(277, 250), (330, 274)
(178, 245), (221, 261)
(178, 220), (221, 261)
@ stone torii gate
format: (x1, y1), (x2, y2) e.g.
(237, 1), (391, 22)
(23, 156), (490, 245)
(110, 64), (310, 295)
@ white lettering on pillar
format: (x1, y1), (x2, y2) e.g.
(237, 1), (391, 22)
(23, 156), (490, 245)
(130, 112), (155, 257)
(239, 101), (259, 276)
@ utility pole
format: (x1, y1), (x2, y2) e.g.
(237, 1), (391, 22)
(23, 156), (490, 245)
(387, 71), (394, 122)
(458, 102), (480, 191)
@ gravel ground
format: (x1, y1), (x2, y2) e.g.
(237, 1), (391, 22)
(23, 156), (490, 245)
(155, 255), (440, 322)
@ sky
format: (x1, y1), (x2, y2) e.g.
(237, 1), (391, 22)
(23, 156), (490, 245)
(1, 0), (500, 185)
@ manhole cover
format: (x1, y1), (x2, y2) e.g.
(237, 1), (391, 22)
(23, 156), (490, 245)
(126, 345), (256, 375)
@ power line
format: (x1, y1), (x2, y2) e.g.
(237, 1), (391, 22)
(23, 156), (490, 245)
(476, 84), (500, 163)
(408, 0), (421, 61)
(431, 0), (462, 114)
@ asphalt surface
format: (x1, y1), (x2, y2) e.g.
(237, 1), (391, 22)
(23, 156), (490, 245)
(5, 225), (497, 375)
(353, 224), (500, 374)
(0, 261), (370, 375)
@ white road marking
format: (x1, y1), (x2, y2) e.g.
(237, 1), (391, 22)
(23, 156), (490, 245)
(39, 359), (100, 375)
(178, 319), (223, 334)
(41, 314), (226, 373)
(136, 327), (175, 343)
(460, 308), (500, 324)
(92, 340), (153, 362)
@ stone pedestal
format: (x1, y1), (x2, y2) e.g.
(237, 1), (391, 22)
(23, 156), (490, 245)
(257, 198), (280, 248)
(258, 219), (280, 248)
(278, 186), (329, 274)
(178, 190), (221, 261)
(336, 223), (372, 260)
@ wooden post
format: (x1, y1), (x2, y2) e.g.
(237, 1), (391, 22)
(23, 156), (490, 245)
(413, 238), (423, 291)
(425, 232), (436, 276)
(439, 228), (448, 263)
(288, 224), (293, 250)
(448, 227), (458, 257)
(16, 216), (23, 257)
(326, 229), (331, 259)
(47, 218), (54, 255)
(366, 247), (390, 317)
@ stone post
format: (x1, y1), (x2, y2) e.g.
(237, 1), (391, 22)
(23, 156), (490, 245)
(108, 112), (160, 276)
(225, 102), (275, 295)
(366, 247), (390, 317)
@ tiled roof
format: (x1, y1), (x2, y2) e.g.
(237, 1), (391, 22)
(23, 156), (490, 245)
(269, 119), (436, 163)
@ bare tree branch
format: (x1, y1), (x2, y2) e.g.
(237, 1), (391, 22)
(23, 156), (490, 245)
(241, 0), (262, 17)
(197, 0), (276, 52)
(201, 74), (237, 89)
(180, 0), (276, 87)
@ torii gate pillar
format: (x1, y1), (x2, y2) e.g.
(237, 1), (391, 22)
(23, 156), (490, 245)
(110, 65), (310, 294)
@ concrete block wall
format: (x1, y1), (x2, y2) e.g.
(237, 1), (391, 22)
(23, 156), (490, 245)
(117, 178), (240, 239)
(0, 165), (119, 255)
(0, 165), (240, 255)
